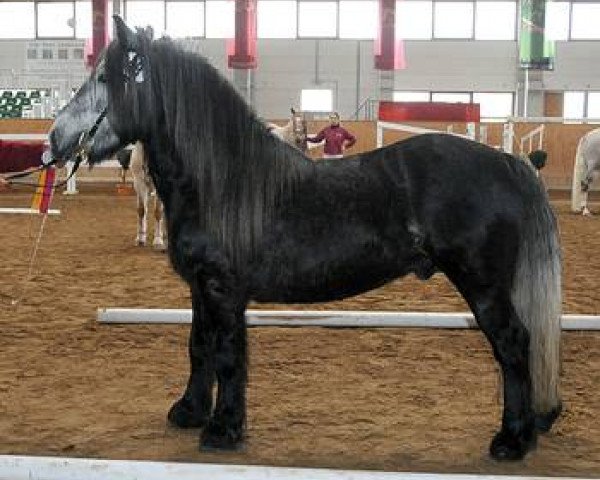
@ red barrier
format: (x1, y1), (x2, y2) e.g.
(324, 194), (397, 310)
(0, 140), (45, 174)
(378, 101), (480, 122)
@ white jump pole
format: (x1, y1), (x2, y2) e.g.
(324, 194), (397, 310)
(0, 455), (588, 480)
(97, 308), (600, 331)
(0, 207), (60, 215)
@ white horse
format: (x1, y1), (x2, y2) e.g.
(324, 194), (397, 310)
(266, 108), (311, 152)
(129, 141), (166, 250)
(571, 128), (600, 215)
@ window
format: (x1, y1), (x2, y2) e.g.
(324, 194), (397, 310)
(571, 3), (600, 40)
(166, 1), (204, 37)
(0, 2), (34, 39)
(301, 89), (333, 112)
(126, 0), (166, 36)
(563, 91), (585, 119)
(206, 0), (234, 38)
(545, 1), (569, 41)
(258, 0), (297, 38)
(339, 0), (377, 39)
(587, 92), (600, 119)
(433, 1), (474, 39)
(298, 1), (337, 37)
(432, 92), (471, 103)
(393, 91), (430, 102)
(473, 92), (513, 118)
(37, 2), (75, 38)
(474, 1), (515, 40)
(396, 0), (432, 39)
(75, 1), (92, 39)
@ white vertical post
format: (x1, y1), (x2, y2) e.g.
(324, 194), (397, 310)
(466, 122), (476, 140)
(63, 162), (78, 195)
(523, 68), (529, 118)
(502, 122), (514, 154)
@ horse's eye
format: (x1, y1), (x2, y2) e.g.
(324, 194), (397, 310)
(97, 72), (106, 83)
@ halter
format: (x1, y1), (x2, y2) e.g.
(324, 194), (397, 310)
(6, 107), (107, 187)
(6, 50), (142, 186)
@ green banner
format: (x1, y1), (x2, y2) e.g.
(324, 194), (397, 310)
(519, 0), (555, 70)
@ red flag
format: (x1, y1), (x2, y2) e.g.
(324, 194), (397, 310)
(31, 167), (56, 214)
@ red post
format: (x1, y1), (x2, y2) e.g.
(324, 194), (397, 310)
(375, 0), (404, 70)
(228, 0), (257, 69)
(87, 0), (109, 69)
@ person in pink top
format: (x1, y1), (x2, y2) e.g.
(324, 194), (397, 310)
(307, 112), (356, 159)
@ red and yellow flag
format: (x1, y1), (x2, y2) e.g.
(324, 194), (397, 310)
(31, 167), (56, 214)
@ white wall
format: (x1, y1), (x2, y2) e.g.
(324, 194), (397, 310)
(1, 36), (599, 119)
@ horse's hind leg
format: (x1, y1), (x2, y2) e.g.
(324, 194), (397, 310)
(446, 270), (536, 461)
(152, 195), (166, 251)
(168, 286), (216, 428)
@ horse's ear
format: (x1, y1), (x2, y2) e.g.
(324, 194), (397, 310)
(291, 107), (296, 115)
(113, 15), (138, 51)
(144, 25), (154, 41)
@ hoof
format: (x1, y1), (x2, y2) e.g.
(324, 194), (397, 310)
(536, 403), (562, 433)
(136, 238), (147, 246)
(490, 429), (536, 461)
(153, 242), (166, 252)
(167, 398), (208, 429)
(200, 422), (244, 452)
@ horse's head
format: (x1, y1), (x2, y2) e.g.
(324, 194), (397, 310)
(290, 108), (307, 151)
(49, 16), (154, 165)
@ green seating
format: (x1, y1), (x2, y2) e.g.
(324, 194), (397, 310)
(9, 110), (22, 118)
(29, 90), (41, 99)
(5, 97), (17, 106)
(1, 91), (13, 98)
(16, 90), (26, 98)
(20, 98), (32, 106)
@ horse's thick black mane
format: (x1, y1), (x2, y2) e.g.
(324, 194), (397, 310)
(107, 34), (313, 265)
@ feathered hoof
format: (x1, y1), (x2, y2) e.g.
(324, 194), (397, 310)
(167, 398), (208, 429)
(582, 208), (592, 216)
(153, 241), (166, 252)
(489, 429), (536, 461)
(535, 403), (563, 433)
(200, 422), (245, 452)
(135, 237), (147, 246)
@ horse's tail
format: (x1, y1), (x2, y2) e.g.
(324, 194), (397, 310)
(571, 135), (587, 212)
(511, 188), (562, 428)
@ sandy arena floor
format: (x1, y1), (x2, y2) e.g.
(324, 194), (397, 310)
(0, 190), (599, 476)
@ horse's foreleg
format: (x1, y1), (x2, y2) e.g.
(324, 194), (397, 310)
(199, 275), (247, 451)
(168, 287), (216, 428)
(449, 272), (536, 461)
(135, 193), (147, 246)
(152, 196), (166, 251)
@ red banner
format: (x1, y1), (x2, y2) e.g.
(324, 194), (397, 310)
(228, 0), (257, 69)
(374, 0), (405, 70)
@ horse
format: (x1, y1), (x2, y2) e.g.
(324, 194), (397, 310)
(266, 108), (309, 152)
(48, 16), (562, 461)
(571, 127), (600, 215)
(130, 141), (165, 250)
(115, 142), (166, 250)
